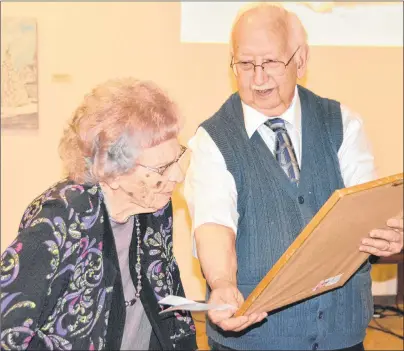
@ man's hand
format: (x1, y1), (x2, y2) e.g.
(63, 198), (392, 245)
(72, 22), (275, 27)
(359, 214), (403, 257)
(207, 280), (267, 332)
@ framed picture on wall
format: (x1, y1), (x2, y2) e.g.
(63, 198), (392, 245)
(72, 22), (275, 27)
(1, 17), (38, 130)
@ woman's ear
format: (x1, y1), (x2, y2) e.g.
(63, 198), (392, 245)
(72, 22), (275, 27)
(100, 177), (120, 191)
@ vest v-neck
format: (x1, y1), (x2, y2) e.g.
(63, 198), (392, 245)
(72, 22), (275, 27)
(248, 86), (317, 198)
(251, 131), (301, 199)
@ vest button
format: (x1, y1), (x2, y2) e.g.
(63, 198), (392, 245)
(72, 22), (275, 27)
(312, 343), (319, 350)
(298, 195), (304, 204)
(318, 311), (323, 319)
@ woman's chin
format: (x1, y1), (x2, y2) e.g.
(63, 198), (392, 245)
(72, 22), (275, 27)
(155, 194), (172, 207)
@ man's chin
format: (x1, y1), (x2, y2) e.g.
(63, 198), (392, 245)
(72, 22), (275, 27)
(255, 100), (287, 117)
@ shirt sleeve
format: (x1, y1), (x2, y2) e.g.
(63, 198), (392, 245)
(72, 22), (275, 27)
(184, 127), (239, 236)
(339, 104), (378, 187)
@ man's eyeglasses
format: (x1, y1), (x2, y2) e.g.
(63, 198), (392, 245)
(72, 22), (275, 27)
(136, 145), (188, 176)
(230, 46), (300, 77)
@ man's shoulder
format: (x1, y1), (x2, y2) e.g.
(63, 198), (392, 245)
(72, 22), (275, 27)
(298, 84), (341, 106)
(202, 92), (241, 127)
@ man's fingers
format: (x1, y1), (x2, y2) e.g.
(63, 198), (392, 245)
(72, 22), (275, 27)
(219, 314), (261, 332)
(208, 290), (239, 322)
(208, 308), (236, 324)
(211, 309), (269, 332)
(361, 223), (403, 257)
(361, 238), (391, 251)
(234, 291), (245, 306)
(230, 318), (252, 332)
(233, 321), (254, 332)
(359, 245), (397, 257)
(368, 229), (402, 243)
(232, 312), (268, 332)
(259, 312), (268, 320)
(218, 316), (249, 331)
(387, 217), (404, 230)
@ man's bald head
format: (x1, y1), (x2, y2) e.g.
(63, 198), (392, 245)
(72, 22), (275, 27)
(231, 3), (307, 55)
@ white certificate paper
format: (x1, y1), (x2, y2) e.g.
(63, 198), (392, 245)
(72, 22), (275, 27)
(158, 295), (234, 314)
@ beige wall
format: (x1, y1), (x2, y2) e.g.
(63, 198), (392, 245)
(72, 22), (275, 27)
(1, 2), (402, 300)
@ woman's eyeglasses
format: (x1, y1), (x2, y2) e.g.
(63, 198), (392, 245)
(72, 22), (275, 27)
(136, 145), (188, 176)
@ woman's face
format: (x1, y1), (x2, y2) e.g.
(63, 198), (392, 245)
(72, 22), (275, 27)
(110, 138), (187, 211)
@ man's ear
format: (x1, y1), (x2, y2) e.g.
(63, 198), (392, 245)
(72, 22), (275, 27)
(296, 45), (309, 79)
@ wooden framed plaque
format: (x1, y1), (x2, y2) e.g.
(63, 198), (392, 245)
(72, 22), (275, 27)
(235, 173), (403, 317)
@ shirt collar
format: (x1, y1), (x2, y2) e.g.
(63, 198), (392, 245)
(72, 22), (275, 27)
(242, 85), (300, 138)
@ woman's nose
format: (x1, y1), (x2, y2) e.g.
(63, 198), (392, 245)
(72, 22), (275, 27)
(168, 163), (185, 184)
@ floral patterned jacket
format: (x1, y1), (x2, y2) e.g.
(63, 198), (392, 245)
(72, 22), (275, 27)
(1, 180), (197, 350)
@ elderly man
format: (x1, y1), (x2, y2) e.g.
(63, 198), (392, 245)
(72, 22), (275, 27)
(184, 3), (403, 351)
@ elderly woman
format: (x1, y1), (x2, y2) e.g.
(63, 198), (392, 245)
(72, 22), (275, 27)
(1, 78), (197, 350)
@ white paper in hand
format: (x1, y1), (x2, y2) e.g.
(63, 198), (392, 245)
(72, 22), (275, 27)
(158, 295), (234, 314)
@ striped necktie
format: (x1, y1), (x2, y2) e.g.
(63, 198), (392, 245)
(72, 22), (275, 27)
(264, 118), (300, 184)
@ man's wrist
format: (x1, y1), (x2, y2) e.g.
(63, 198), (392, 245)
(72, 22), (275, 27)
(210, 277), (237, 290)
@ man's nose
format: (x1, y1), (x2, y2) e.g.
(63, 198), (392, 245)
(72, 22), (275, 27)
(253, 65), (267, 85)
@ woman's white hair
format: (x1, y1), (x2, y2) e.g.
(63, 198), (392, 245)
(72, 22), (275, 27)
(59, 78), (181, 184)
(230, 2), (308, 55)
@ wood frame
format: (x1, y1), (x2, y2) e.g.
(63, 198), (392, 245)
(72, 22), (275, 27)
(235, 173), (404, 316)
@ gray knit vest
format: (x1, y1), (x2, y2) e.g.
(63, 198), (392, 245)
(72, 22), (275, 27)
(201, 85), (373, 350)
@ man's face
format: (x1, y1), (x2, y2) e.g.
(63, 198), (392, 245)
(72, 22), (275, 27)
(232, 18), (303, 117)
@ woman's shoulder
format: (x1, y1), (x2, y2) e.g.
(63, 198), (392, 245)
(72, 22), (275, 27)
(20, 179), (102, 229)
(30, 178), (100, 206)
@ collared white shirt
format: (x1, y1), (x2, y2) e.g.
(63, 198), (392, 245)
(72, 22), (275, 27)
(184, 87), (377, 238)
